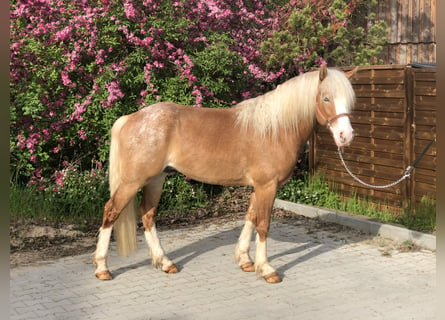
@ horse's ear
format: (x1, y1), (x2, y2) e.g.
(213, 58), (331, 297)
(345, 66), (359, 79)
(319, 64), (328, 82)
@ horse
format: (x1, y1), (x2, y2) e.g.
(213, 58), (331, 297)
(94, 65), (358, 283)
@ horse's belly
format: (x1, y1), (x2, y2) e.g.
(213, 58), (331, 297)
(168, 155), (251, 186)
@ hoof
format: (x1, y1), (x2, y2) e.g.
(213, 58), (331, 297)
(164, 264), (179, 274)
(95, 270), (113, 280)
(240, 262), (255, 272)
(264, 272), (282, 284)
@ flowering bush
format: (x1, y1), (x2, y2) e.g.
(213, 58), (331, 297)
(10, 0), (282, 185)
(10, 0), (386, 188)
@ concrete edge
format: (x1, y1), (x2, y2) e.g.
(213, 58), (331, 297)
(274, 199), (436, 251)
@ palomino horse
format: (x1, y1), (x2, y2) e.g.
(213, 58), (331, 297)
(94, 65), (357, 283)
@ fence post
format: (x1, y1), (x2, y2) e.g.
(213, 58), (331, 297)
(404, 66), (414, 209)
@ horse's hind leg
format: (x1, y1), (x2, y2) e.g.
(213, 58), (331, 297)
(95, 183), (140, 280)
(140, 174), (178, 273)
(235, 192), (256, 272)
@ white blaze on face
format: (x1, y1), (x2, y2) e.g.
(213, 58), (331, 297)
(331, 97), (354, 147)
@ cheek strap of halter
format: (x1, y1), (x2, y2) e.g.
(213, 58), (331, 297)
(315, 94), (350, 129)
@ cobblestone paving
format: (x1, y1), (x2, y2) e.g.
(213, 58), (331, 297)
(10, 219), (436, 320)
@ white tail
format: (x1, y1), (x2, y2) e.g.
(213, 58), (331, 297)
(109, 115), (138, 257)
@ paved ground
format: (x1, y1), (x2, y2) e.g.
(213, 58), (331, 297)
(10, 218), (436, 320)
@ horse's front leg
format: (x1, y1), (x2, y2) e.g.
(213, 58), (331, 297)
(253, 182), (282, 283)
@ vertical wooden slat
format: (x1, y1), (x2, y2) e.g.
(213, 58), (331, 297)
(420, 0), (425, 44)
(431, 0), (436, 42)
(412, 0), (420, 44)
(400, 0), (410, 44)
(390, 0), (400, 44)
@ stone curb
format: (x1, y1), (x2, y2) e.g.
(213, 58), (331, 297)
(274, 199), (436, 251)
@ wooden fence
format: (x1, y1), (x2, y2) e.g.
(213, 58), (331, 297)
(376, 0), (436, 64)
(309, 65), (436, 212)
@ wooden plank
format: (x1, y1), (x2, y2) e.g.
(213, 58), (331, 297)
(346, 140), (405, 154)
(413, 70), (436, 81)
(415, 167), (436, 178)
(415, 174), (436, 186)
(316, 139), (406, 157)
(414, 86), (436, 96)
(414, 181), (436, 194)
(354, 85), (406, 98)
(414, 130), (436, 140)
(321, 170), (407, 196)
(317, 150), (404, 168)
(352, 115), (405, 126)
(317, 153), (406, 174)
(354, 98), (405, 112)
(414, 110), (436, 125)
(412, 155), (436, 170)
(414, 141), (437, 156)
(370, 126), (404, 140)
(414, 98), (436, 110)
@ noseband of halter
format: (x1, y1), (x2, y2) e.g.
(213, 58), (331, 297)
(315, 87), (350, 130)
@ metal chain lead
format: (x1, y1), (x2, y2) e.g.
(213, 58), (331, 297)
(337, 147), (413, 189)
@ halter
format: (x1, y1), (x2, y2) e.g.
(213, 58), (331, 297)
(315, 94), (350, 129)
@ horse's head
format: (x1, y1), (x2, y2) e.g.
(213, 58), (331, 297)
(315, 65), (357, 147)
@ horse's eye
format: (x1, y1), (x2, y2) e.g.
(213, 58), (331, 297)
(323, 97), (330, 102)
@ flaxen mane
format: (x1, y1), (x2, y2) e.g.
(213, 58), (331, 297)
(234, 68), (355, 140)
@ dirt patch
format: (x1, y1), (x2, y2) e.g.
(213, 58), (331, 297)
(10, 219), (98, 267)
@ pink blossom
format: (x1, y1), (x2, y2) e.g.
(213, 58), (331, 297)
(124, 0), (136, 20)
(55, 26), (72, 41)
(61, 71), (73, 87)
(78, 129), (87, 140)
(105, 81), (124, 105)
(95, 49), (106, 65)
(42, 129), (51, 141)
(54, 171), (65, 187)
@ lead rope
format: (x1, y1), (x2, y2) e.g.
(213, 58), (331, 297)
(337, 137), (435, 189)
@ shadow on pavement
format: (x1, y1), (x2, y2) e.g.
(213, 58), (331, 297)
(110, 218), (371, 280)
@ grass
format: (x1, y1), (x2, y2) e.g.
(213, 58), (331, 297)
(277, 173), (436, 234)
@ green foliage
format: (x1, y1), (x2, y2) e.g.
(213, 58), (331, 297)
(158, 174), (211, 212)
(396, 195), (436, 233)
(260, 0), (388, 74)
(277, 173), (342, 207)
